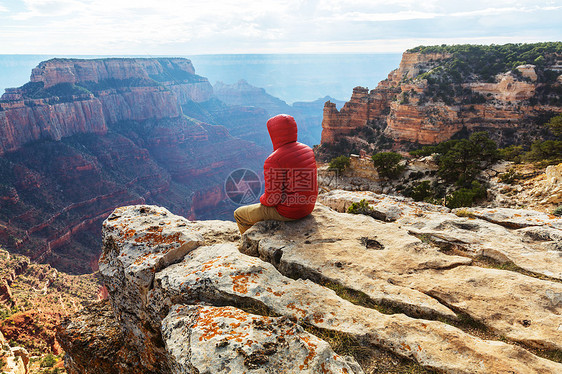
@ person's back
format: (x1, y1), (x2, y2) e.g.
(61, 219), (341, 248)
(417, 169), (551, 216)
(261, 140), (317, 219)
(234, 114), (317, 234)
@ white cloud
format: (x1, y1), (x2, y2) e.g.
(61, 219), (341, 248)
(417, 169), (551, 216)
(1, 0), (561, 54)
(322, 10), (441, 22)
(11, 0), (85, 20)
(229, 35), (557, 54)
(450, 5), (562, 17)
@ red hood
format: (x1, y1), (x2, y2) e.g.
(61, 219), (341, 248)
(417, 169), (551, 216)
(267, 114), (298, 150)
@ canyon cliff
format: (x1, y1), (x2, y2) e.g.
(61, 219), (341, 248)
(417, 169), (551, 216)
(0, 58), (214, 155)
(57, 201), (562, 373)
(0, 58), (267, 273)
(319, 43), (562, 158)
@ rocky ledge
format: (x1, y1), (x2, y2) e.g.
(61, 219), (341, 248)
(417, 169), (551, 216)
(58, 198), (562, 373)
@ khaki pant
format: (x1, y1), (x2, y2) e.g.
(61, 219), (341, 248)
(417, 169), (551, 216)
(234, 203), (295, 234)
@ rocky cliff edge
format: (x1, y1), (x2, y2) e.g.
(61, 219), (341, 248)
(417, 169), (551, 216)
(56, 196), (562, 373)
(320, 48), (562, 151)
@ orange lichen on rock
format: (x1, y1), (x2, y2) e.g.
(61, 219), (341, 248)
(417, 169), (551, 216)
(266, 286), (284, 297)
(231, 272), (259, 294)
(193, 307), (255, 343)
(298, 335), (318, 370)
(286, 302), (307, 318)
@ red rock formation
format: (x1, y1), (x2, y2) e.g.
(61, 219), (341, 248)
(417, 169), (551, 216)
(29, 58), (196, 88)
(387, 52), (452, 83)
(320, 50), (562, 151)
(0, 98), (107, 155)
(1, 310), (63, 355)
(321, 86), (395, 144)
(0, 58), (213, 156)
(385, 101), (465, 144)
(0, 58), (266, 273)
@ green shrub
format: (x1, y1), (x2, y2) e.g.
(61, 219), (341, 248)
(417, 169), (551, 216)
(498, 169), (519, 184)
(372, 152), (405, 179)
(411, 180), (433, 202)
(524, 140), (562, 165)
(547, 113), (562, 137)
(553, 206), (562, 217)
(438, 132), (498, 186)
(410, 131), (498, 188)
(445, 181), (487, 209)
(446, 189), (477, 209)
(499, 145), (524, 163)
(407, 42), (562, 81)
(455, 209), (476, 218)
(21, 82), (92, 102)
(40, 354), (57, 368)
(329, 155), (350, 173)
(347, 199), (374, 215)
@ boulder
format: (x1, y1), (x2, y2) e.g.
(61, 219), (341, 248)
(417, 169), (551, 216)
(162, 304), (363, 373)
(56, 300), (143, 374)
(98, 204), (204, 372)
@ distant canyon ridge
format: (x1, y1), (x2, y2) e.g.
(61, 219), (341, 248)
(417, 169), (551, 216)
(319, 43), (562, 159)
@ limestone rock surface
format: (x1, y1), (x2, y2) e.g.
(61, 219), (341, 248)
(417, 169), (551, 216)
(162, 304), (363, 374)
(316, 191), (562, 350)
(60, 203), (562, 374)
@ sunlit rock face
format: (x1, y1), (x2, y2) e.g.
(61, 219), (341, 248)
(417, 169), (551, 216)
(58, 202), (562, 373)
(0, 58), (266, 273)
(320, 49), (562, 152)
(0, 58), (214, 155)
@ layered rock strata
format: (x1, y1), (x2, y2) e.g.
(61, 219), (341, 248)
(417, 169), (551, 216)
(0, 58), (267, 272)
(0, 58), (213, 155)
(60, 202), (562, 373)
(320, 50), (562, 149)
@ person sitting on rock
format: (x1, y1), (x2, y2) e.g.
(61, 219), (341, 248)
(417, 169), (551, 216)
(234, 114), (318, 234)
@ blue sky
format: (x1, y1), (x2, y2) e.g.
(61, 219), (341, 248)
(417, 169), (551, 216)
(0, 0), (561, 54)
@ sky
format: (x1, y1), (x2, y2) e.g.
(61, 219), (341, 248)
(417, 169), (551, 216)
(0, 0), (561, 55)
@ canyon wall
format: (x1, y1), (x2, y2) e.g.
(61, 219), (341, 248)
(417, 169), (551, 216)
(29, 58), (197, 87)
(321, 86), (393, 143)
(320, 47), (562, 154)
(0, 58), (213, 155)
(0, 58), (266, 273)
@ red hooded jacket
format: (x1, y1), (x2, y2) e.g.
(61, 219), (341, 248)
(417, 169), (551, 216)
(260, 114), (318, 219)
